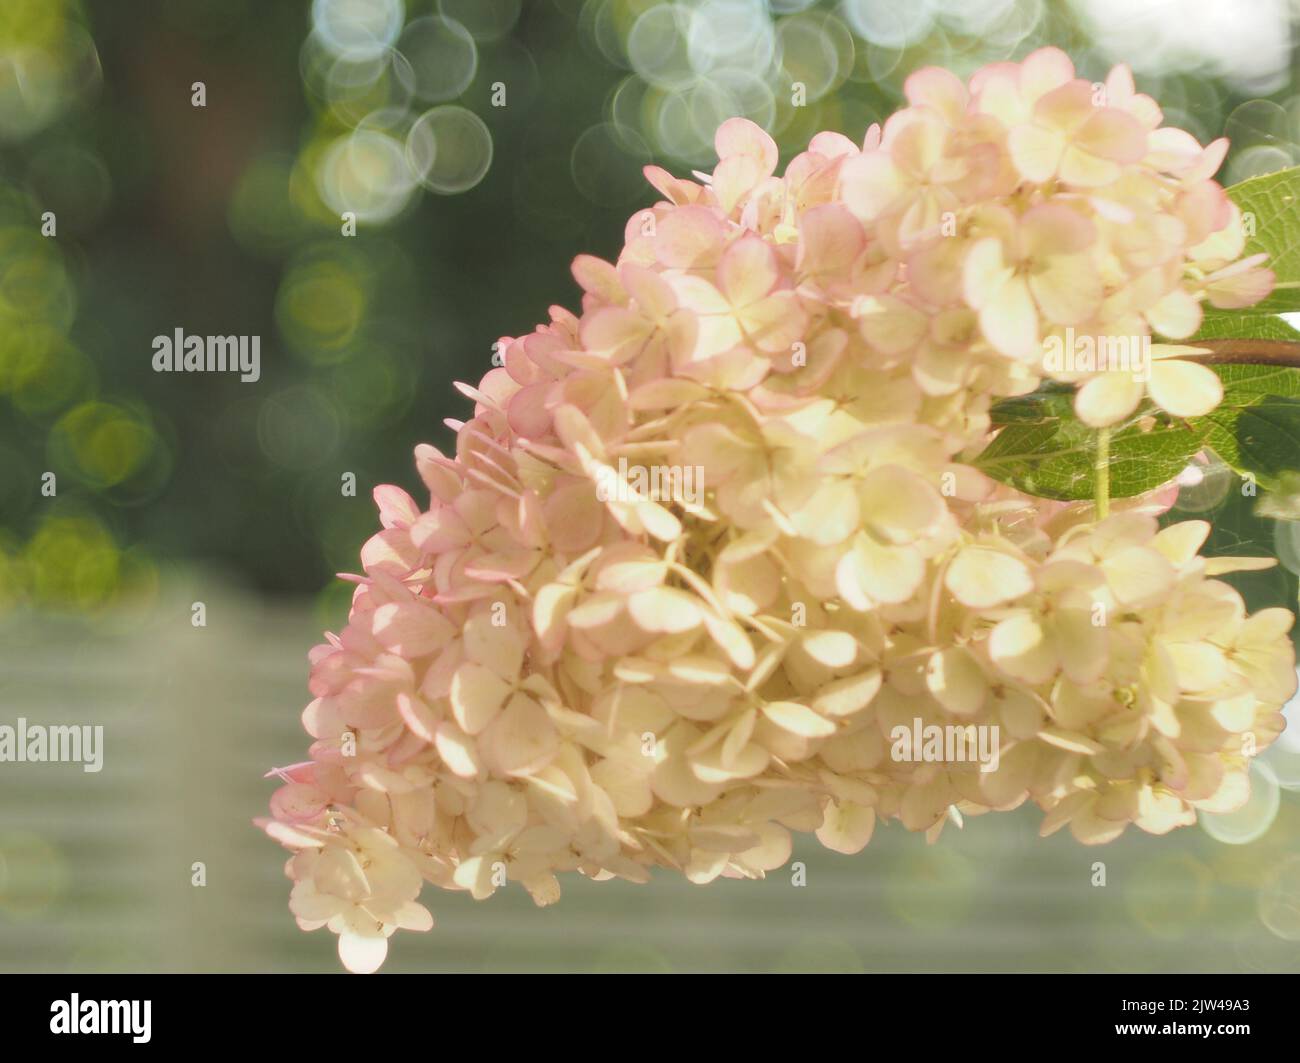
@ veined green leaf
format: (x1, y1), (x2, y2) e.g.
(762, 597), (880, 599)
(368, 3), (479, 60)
(1193, 310), (1300, 344)
(976, 393), (1207, 501)
(1220, 166), (1300, 315)
(1214, 362), (1300, 401)
(979, 367), (1300, 501)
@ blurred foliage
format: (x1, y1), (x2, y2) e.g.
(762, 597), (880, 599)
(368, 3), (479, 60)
(0, 0), (1296, 618)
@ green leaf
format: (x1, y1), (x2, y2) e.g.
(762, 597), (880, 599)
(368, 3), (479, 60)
(1213, 362), (1300, 402)
(1193, 309), (1300, 344)
(1197, 395), (1300, 491)
(976, 393), (1208, 501)
(979, 356), (1300, 500)
(1186, 364), (1300, 491)
(1221, 166), (1300, 314)
(988, 384), (1075, 425)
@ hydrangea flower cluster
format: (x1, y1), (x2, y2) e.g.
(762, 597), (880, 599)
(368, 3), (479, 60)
(260, 48), (1295, 972)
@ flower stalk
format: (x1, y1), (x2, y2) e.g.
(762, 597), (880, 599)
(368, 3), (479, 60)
(1094, 426), (1111, 518)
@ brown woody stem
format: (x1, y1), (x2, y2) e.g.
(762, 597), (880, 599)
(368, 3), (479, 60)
(1183, 339), (1300, 367)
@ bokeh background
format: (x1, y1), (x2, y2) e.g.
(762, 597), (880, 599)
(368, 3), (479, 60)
(0, 0), (1299, 972)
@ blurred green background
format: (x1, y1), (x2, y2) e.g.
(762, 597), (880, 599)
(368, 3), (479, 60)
(0, 0), (1298, 972)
